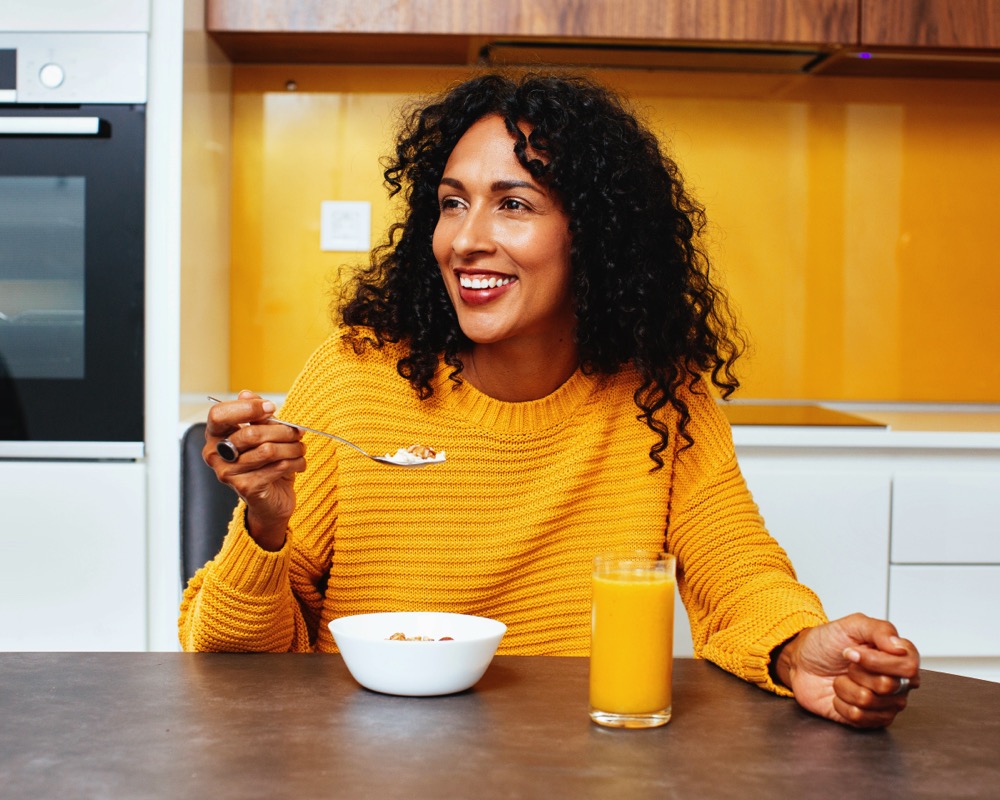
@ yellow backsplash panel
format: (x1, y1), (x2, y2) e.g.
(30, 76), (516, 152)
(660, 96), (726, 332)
(228, 65), (1000, 402)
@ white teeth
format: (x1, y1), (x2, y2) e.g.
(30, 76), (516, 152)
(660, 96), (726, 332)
(460, 275), (514, 289)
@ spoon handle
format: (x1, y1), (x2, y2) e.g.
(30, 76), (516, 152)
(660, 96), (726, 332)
(268, 416), (373, 457)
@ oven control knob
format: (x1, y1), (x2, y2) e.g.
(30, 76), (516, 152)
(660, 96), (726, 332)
(39, 63), (65, 89)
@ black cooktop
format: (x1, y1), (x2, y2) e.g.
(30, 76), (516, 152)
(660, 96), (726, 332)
(721, 404), (886, 428)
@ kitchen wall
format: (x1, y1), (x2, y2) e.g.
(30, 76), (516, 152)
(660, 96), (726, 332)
(181, 0), (231, 395)
(216, 64), (1000, 403)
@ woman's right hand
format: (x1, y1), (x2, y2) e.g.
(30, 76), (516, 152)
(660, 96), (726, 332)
(204, 390), (306, 551)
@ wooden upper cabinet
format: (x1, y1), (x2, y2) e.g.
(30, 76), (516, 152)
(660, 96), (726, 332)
(206, 0), (859, 63)
(861, 0), (1000, 49)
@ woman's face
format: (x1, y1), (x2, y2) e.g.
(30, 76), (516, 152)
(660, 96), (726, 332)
(432, 115), (575, 349)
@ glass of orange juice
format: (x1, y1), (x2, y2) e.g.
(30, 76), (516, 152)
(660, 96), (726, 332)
(589, 551), (676, 728)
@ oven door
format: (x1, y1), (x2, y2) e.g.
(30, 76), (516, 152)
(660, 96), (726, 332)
(0, 104), (144, 455)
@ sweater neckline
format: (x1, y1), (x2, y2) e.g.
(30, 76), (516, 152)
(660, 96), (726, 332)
(434, 360), (600, 435)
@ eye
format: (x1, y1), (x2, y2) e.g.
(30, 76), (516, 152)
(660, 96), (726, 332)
(501, 197), (530, 212)
(439, 196), (465, 212)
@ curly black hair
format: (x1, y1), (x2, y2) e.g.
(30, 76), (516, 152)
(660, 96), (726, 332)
(339, 70), (745, 468)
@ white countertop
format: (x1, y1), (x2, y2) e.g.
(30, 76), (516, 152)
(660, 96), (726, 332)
(180, 395), (1000, 450)
(727, 403), (1000, 449)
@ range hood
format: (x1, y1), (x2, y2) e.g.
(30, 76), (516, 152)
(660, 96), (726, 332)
(481, 38), (1000, 79)
(480, 39), (830, 74)
(813, 48), (1000, 79)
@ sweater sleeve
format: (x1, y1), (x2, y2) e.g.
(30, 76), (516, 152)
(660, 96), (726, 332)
(178, 337), (344, 653)
(666, 391), (829, 695)
(177, 504), (314, 652)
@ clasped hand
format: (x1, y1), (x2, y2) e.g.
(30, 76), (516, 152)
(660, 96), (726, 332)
(775, 612), (920, 728)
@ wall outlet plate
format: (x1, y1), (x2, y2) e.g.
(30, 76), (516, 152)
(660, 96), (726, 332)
(320, 200), (371, 252)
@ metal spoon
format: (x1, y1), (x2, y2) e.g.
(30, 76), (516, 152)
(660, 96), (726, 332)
(207, 396), (444, 468)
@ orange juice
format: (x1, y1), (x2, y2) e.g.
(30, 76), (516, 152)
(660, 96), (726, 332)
(589, 553), (675, 726)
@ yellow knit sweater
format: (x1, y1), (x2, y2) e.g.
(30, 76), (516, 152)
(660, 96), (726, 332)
(179, 331), (827, 693)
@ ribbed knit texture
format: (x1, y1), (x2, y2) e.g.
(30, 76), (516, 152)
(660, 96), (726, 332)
(179, 330), (828, 694)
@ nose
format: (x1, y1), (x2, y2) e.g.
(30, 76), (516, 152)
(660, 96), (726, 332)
(449, 204), (495, 258)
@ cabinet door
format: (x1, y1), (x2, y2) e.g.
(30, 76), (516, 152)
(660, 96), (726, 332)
(736, 455), (891, 621)
(892, 469), (1000, 564)
(672, 454), (891, 657)
(890, 565), (1000, 656)
(0, 461), (146, 650)
(1, 0), (149, 32)
(206, 0), (858, 50)
(861, 0), (1000, 48)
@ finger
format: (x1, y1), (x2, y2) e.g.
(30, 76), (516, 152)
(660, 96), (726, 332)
(230, 436), (305, 470)
(206, 392), (277, 438)
(832, 673), (909, 730)
(845, 658), (921, 697)
(227, 457), (307, 498)
(830, 690), (905, 729)
(239, 418), (303, 448)
(207, 436), (305, 475)
(834, 672), (913, 712)
(217, 451), (306, 503)
(203, 413), (305, 479)
(837, 613), (906, 654)
(844, 638), (921, 688)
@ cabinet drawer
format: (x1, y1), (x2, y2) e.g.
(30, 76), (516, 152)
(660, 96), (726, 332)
(891, 472), (1000, 564)
(739, 460), (890, 620)
(889, 566), (1000, 656)
(0, 461), (146, 650)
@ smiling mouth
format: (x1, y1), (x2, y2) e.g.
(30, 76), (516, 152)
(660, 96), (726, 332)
(459, 274), (516, 289)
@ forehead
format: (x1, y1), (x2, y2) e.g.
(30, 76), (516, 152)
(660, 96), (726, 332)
(442, 115), (550, 183)
(447, 115), (520, 164)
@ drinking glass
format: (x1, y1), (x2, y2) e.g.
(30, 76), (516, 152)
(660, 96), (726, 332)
(589, 551), (676, 728)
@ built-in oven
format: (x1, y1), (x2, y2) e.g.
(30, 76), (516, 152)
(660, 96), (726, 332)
(0, 33), (146, 457)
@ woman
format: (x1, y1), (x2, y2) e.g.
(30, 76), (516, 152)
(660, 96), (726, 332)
(182, 72), (919, 728)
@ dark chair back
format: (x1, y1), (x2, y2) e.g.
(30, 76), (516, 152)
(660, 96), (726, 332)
(180, 422), (236, 584)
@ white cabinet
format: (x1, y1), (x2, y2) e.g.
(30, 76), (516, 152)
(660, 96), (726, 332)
(672, 449), (892, 658)
(711, 430), (1000, 683)
(1, 0), (150, 32)
(891, 467), (1000, 564)
(889, 566), (1000, 655)
(0, 461), (147, 650)
(889, 457), (1000, 677)
(738, 456), (891, 621)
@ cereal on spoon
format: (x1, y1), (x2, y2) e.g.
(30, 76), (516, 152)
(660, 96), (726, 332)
(384, 443), (446, 465)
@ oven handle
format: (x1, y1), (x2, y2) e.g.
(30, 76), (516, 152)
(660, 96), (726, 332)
(0, 117), (101, 135)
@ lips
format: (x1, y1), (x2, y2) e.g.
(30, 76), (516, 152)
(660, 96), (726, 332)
(455, 271), (517, 305)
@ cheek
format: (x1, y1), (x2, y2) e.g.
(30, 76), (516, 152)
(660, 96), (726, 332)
(549, 237), (575, 300)
(535, 228), (573, 278)
(432, 222), (450, 267)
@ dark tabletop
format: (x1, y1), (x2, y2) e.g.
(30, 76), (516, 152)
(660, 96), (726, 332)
(1, 653), (998, 799)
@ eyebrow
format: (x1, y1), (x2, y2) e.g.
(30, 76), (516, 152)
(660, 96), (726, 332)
(439, 177), (543, 194)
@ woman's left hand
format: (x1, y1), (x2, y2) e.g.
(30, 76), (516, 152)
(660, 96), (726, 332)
(774, 612), (921, 728)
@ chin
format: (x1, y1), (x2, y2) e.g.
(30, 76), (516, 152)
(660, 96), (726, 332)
(454, 315), (510, 345)
(459, 330), (507, 347)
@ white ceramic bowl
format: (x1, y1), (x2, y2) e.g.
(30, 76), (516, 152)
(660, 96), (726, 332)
(328, 611), (507, 697)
